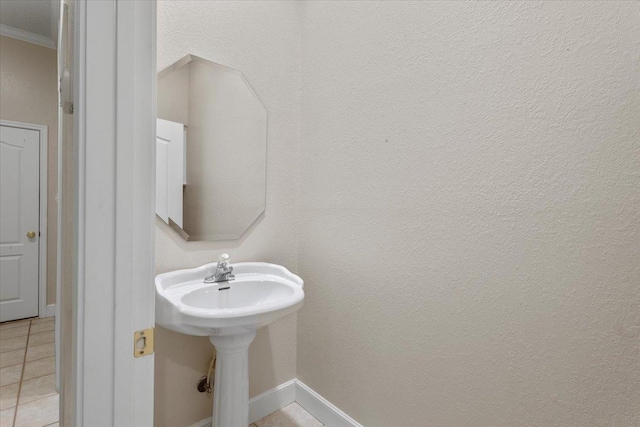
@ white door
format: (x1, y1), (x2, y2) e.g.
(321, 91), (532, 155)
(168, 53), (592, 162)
(0, 125), (40, 322)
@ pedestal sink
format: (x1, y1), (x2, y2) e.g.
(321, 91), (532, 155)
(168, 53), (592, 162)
(155, 261), (304, 427)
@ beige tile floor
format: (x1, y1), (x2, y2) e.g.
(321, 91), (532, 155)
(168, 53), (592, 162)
(251, 403), (324, 427)
(0, 318), (58, 427)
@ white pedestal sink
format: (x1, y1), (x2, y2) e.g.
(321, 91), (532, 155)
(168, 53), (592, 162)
(155, 262), (304, 427)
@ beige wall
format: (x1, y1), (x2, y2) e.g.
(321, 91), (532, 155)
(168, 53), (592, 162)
(298, 2), (640, 427)
(0, 35), (58, 306)
(155, 1), (301, 426)
(157, 63), (189, 126)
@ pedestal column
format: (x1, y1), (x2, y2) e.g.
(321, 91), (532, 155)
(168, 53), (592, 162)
(209, 331), (257, 427)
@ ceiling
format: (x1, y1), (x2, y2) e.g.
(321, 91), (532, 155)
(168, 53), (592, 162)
(0, 0), (58, 47)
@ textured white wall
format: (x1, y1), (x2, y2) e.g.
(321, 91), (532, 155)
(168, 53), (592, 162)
(155, 2), (301, 426)
(298, 2), (640, 426)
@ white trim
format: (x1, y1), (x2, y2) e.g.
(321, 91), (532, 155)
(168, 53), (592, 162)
(188, 419), (213, 427)
(113, 1), (156, 425)
(43, 303), (56, 318)
(73, 0), (156, 425)
(191, 379), (362, 427)
(249, 379), (297, 423)
(38, 126), (48, 323)
(0, 24), (56, 50)
(55, 0), (67, 395)
(0, 120), (49, 321)
(295, 380), (363, 427)
(73, 0), (86, 421)
(190, 379), (296, 427)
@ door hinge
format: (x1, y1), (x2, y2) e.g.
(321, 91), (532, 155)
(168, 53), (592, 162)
(133, 328), (154, 358)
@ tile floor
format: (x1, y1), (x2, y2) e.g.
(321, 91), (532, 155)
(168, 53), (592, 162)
(251, 403), (323, 427)
(0, 317), (58, 427)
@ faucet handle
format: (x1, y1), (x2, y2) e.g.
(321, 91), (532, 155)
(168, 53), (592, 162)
(218, 253), (230, 265)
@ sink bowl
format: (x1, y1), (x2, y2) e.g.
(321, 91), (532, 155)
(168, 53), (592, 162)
(155, 262), (304, 336)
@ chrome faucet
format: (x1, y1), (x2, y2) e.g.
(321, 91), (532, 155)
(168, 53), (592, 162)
(205, 253), (235, 283)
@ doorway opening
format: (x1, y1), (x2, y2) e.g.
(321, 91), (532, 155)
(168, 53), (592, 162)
(0, 1), (61, 424)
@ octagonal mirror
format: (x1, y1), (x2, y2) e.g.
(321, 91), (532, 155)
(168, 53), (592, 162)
(156, 55), (267, 241)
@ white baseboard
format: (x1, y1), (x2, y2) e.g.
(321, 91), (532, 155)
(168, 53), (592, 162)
(190, 379), (361, 427)
(295, 380), (362, 427)
(189, 418), (212, 427)
(249, 379), (296, 423)
(43, 304), (56, 318)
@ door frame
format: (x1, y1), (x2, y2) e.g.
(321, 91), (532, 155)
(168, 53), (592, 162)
(70, 0), (156, 425)
(0, 119), (49, 319)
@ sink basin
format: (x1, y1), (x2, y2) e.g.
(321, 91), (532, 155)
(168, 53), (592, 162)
(155, 262), (304, 336)
(154, 261), (304, 427)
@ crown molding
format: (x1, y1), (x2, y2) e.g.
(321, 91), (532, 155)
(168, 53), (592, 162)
(0, 24), (55, 49)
